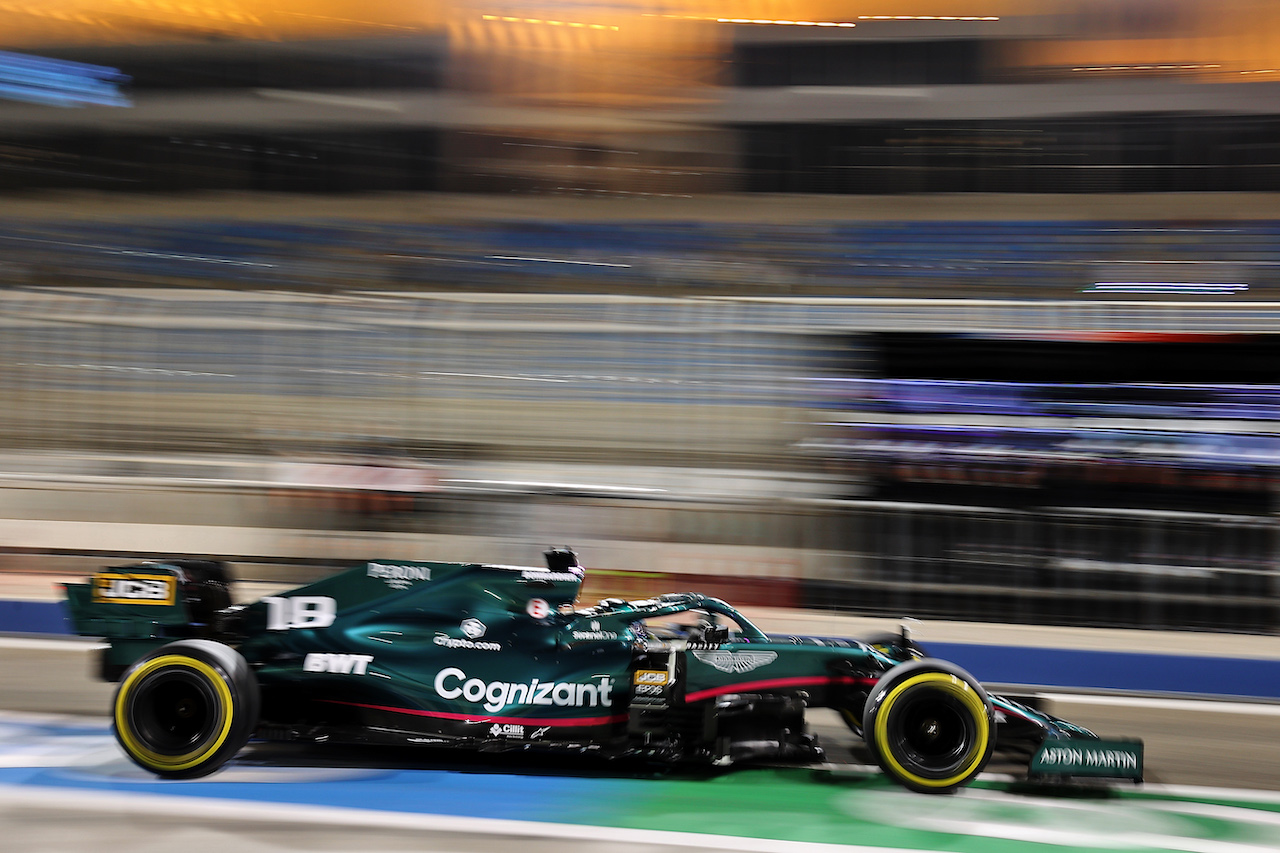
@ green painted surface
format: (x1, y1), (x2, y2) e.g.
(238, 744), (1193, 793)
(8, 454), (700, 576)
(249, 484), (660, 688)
(3, 710), (1276, 852)
(589, 767), (1280, 852)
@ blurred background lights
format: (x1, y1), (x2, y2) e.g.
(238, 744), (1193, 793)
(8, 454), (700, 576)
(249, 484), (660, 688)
(0, 50), (129, 106)
(0, 0), (1277, 644)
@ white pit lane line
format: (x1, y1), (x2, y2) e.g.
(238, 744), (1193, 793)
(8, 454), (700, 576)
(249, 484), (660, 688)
(837, 786), (1280, 853)
(1041, 693), (1280, 716)
(0, 637), (106, 652)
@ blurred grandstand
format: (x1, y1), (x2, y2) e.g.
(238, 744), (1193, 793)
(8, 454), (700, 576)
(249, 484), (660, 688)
(0, 2), (1277, 635)
(4, 211), (1280, 298)
(1, 1), (1280, 193)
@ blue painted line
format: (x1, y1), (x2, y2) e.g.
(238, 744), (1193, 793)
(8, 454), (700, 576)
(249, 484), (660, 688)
(931, 642), (1280, 700)
(0, 600), (69, 635)
(0, 716), (654, 825)
(0, 762), (632, 825)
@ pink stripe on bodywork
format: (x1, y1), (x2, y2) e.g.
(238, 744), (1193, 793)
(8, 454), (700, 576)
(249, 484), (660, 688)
(319, 698), (628, 727)
(684, 674), (877, 704)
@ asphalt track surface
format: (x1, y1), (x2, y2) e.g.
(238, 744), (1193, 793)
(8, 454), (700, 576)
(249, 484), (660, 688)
(3, 636), (1280, 853)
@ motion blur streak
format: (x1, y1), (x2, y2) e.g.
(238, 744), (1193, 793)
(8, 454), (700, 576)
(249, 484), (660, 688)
(0, 7), (1279, 851)
(0, 50), (128, 107)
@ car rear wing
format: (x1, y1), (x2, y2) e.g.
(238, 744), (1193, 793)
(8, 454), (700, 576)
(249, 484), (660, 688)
(62, 560), (234, 680)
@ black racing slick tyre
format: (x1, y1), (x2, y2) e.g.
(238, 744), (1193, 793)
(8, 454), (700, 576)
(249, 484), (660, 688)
(112, 639), (259, 779)
(862, 659), (994, 794)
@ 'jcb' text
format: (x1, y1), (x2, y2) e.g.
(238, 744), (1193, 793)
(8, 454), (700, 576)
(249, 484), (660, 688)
(93, 575), (174, 605)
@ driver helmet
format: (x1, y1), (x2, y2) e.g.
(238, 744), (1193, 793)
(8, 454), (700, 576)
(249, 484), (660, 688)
(543, 546), (585, 580)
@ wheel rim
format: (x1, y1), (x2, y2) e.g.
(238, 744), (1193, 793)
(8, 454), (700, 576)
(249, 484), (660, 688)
(127, 668), (221, 755)
(884, 691), (977, 777)
(115, 654), (235, 773)
(871, 671), (991, 789)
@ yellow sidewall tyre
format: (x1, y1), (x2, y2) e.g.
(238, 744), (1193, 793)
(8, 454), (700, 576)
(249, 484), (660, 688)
(862, 659), (994, 794)
(113, 639), (259, 779)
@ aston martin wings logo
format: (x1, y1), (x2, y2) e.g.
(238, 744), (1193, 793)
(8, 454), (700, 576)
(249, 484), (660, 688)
(691, 650), (778, 674)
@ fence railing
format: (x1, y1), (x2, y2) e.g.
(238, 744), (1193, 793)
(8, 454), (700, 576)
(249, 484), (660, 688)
(0, 288), (1276, 631)
(805, 500), (1277, 632)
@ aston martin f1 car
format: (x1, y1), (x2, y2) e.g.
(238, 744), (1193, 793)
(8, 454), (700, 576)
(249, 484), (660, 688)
(63, 549), (1142, 792)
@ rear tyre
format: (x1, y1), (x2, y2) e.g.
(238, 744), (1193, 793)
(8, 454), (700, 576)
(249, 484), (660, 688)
(862, 659), (994, 794)
(112, 639), (259, 778)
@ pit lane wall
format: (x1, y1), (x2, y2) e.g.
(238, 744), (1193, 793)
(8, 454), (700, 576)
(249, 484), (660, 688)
(4, 524), (1280, 702)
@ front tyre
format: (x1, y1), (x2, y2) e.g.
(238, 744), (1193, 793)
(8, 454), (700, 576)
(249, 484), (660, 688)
(862, 659), (994, 794)
(113, 639), (259, 778)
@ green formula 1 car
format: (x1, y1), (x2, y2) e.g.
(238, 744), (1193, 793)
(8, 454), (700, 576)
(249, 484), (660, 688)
(63, 548), (1142, 792)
